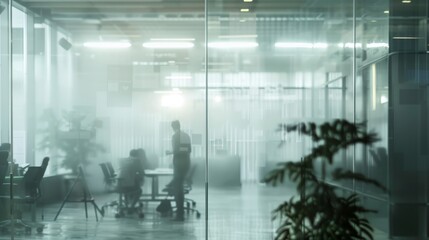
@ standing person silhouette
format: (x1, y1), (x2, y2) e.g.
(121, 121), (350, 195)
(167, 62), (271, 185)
(166, 120), (191, 221)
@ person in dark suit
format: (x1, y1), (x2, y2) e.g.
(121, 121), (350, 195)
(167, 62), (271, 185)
(166, 120), (191, 221)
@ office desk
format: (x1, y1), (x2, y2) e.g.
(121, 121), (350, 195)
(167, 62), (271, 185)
(144, 168), (173, 201)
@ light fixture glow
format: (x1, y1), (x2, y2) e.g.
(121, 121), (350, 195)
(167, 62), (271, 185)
(380, 95), (388, 104)
(384, 10), (389, 14)
(208, 41), (258, 49)
(161, 94), (184, 108)
(150, 38), (195, 41)
(275, 42), (312, 48)
(83, 41), (131, 49)
(165, 75), (192, 80)
(367, 43), (389, 48)
(393, 36), (421, 40)
(402, 0), (411, 3)
(313, 43), (328, 49)
(142, 41), (194, 49)
(240, 8), (250, 12)
(219, 34), (258, 39)
(275, 42), (328, 49)
(341, 42), (362, 48)
(214, 96), (222, 103)
(243, 0), (253, 2)
(372, 64), (377, 111)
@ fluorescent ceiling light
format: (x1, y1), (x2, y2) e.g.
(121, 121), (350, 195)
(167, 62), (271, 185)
(402, 0), (411, 3)
(142, 41), (194, 49)
(313, 43), (328, 49)
(275, 42), (327, 49)
(367, 42), (389, 48)
(154, 89), (183, 94)
(219, 34), (258, 39)
(165, 75), (192, 80)
(150, 38), (195, 41)
(241, 8), (250, 12)
(83, 41), (131, 49)
(275, 42), (312, 48)
(384, 10), (389, 14)
(393, 36), (421, 40)
(208, 41), (258, 49)
(243, 0), (253, 2)
(339, 42), (362, 48)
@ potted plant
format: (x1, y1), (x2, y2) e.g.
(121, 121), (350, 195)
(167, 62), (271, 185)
(38, 109), (104, 174)
(263, 120), (386, 240)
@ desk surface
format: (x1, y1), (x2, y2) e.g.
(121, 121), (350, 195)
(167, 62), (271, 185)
(145, 168), (173, 176)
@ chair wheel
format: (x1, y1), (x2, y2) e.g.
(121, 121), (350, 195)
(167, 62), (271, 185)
(36, 227), (44, 233)
(196, 212), (201, 219)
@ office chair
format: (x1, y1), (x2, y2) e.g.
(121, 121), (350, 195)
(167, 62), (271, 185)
(0, 151), (9, 186)
(99, 162), (120, 211)
(114, 157), (144, 219)
(115, 177), (144, 219)
(23, 157), (49, 221)
(163, 165), (201, 219)
(0, 157), (49, 234)
(99, 162), (117, 192)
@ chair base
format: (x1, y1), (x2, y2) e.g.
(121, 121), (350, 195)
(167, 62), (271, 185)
(114, 190), (145, 219)
(0, 219), (44, 234)
(115, 203), (144, 219)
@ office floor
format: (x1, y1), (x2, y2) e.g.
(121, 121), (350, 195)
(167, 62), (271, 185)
(0, 184), (389, 240)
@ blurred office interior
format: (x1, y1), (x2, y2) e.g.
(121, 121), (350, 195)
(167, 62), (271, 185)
(0, 0), (427, 239)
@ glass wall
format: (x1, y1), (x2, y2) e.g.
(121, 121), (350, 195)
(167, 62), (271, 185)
(0, 0), (412, 239)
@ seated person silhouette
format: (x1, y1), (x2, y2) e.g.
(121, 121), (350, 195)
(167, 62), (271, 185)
(135, 148), (150, 170)
(117, 149), (145, 215)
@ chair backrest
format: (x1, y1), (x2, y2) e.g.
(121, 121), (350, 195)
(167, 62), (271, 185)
(0, 151), (9, 186)
(39, 157), (49, 181)
(24, 157), (49, 197)
(99, 163), (110, 179)
(106, 162), (116, 177)
(99, 162), (116, 186)
(184, 164), (197, 188)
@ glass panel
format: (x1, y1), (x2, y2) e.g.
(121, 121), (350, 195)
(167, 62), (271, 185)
(355, 0), (390, 235)
(12, 6), (25, 166)
(0, 0), (404, 239)
(0, 0), (11, 238)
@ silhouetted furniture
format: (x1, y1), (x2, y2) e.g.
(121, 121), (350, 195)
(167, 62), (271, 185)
(99, 162), (119, 210)
(163, 165), (201, 219)
(114, 157), (145, 218)
(0, 156), (49, 234)
(23, 157), (49, 221)
(54, 165), (104, 221)
(99, 162), (117, 192)
(144, 168), (174, 201)
(0, 151), (8, 186)
(0, 151), (10, 224)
